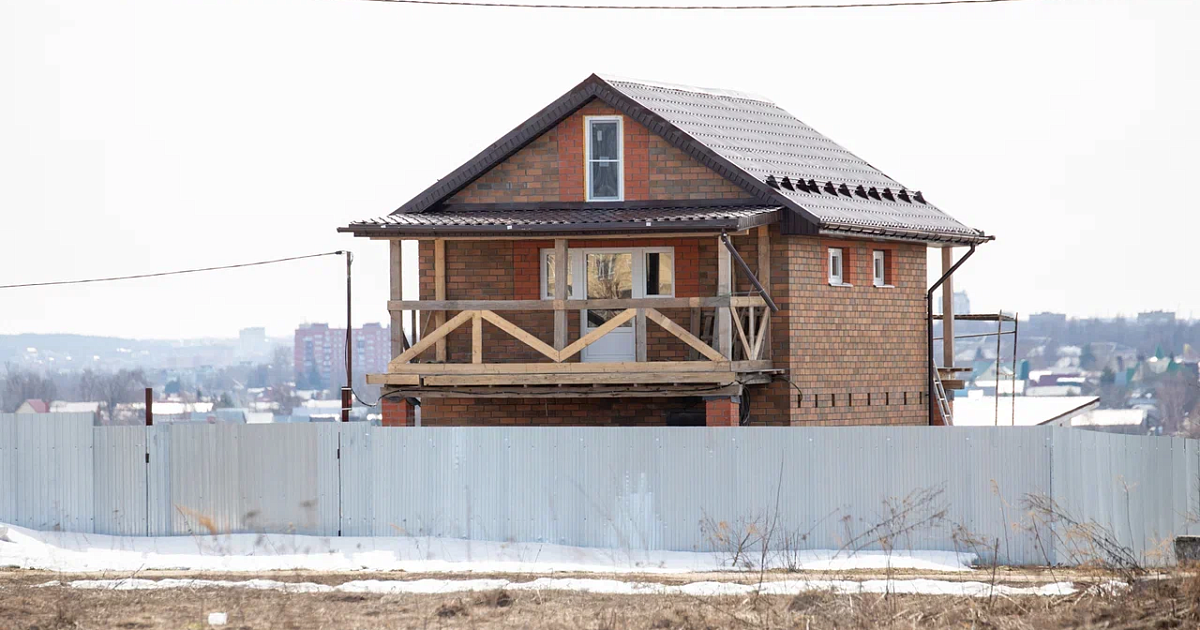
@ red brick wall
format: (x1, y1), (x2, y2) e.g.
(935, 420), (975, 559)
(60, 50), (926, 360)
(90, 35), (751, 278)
(447, 101), (752, 204)
(418, 397), (704, 426)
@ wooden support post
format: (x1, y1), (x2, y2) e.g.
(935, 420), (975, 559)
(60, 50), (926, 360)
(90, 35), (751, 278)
(635, 308), (647, 362)
(688, 308), (701, 361)
(472, 311), (483, 364)
(941, 247), (955, 369)
(553, 238), (568, 351)
(716, 235), (733, 359)
(389, 240), (408, 359)
(757, 225), (771, 359)
(434, 239), (446, 362)
(144, 387), (153, 426)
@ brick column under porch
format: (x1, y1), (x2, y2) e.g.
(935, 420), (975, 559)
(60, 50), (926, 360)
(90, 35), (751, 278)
(704, 396), (741, 427)
(381, 395), (416, 427)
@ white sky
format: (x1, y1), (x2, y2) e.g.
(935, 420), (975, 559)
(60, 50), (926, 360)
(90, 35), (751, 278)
(1, 0), (1196, 340)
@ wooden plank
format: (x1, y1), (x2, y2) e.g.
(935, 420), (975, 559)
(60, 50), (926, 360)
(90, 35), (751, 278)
(645, 308), (726, 362)
(471, 311), (482, 364)
(553, 238), (568, 351)
(729, 306), (752, 360)
(750, 310), (769, 360)
(389, 240), (408, 357)
(364, 374), (421, 386)
(382, 384), (744, 399)
(747, 306), (756, 358)
(757, 225), (772, 359)
(387, 296), (753, 312)
(388, 309), (474, 370)
(480, 310), (561, 362)
(558, 308), (637, 361)
(434, 238), (446, 362)
(635, 308), (647, 362)
(716, 236), (732, 359)
(387, 361), (733, 375)
(688, 308), (701, 361)
(423, 372), (736, 386)
(731, 360), (773, 372)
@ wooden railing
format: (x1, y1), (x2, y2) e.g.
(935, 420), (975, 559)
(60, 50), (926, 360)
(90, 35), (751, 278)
(386, 295), (769, 371)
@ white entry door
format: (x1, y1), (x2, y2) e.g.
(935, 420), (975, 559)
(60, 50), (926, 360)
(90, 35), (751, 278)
(581, 250), (636, 362)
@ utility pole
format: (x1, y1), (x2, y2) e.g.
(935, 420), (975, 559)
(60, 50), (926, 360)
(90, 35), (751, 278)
(341, 251), (353, 423)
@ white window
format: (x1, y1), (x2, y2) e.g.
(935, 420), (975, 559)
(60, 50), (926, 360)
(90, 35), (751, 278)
(873, 250), (887, 287)
(828, 247), (844, 285)
(541, 247), (674, 300)
(585, 116), (622, 201)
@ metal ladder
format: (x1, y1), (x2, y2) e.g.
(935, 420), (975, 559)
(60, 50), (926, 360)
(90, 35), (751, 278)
(932, 364), (954, 425)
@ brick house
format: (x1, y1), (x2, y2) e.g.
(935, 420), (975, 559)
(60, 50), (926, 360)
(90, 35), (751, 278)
(340, 75), (990, 427)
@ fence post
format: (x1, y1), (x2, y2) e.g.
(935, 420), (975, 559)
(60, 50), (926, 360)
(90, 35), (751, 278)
(144, 387), (153, 426)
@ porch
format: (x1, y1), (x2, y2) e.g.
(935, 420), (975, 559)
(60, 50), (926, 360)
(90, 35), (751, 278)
(366, 231), (779, 399)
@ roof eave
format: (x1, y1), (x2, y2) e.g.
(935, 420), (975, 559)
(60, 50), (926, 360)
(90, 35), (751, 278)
(818, 223), (993, 246)
(338, 212), (776, 239)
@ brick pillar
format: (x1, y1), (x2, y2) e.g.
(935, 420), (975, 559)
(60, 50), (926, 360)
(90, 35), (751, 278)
(381, 396), (415, 427)
(705, 397), (740, 427)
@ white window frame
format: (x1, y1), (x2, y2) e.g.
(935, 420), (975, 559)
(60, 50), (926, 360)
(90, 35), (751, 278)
(540, 246), (675, 301)
(584, 115), (623, 202)
(872, 250), (888, 287)
(827, 247), (846, 286)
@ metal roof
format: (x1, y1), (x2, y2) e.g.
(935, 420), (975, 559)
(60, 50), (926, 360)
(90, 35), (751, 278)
(340, 204), (780, 237)
(601, 76), (988, 243)
(345, 75), (990, 245)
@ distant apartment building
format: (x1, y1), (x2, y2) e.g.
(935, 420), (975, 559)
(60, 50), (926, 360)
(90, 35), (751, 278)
(294, 323), (390, 389)
(1137, 311), (1176, 326)
(1028, 312), (1068, 329)
(238, 327), (270, 360)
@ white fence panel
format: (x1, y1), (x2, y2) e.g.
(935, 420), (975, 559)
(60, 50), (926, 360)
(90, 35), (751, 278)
(4, 414), (95, 532)
(92, 426), (147, 535)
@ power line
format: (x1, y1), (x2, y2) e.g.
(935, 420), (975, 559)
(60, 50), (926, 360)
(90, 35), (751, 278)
(360, 0), (1030, 10)
(0, 251), (347, 290)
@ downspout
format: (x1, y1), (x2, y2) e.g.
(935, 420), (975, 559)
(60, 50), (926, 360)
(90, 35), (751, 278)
(927, 244), (976, 426)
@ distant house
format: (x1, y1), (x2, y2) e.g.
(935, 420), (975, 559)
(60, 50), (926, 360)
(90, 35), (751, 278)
(1072, 409), (1148, 435)
(14, 399), (49, 414)
(952, 394), (1100, 427)
(339, 74), (992, 427)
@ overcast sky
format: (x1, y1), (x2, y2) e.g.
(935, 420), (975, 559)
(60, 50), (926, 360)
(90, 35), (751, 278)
(1, 0), (1195, 340)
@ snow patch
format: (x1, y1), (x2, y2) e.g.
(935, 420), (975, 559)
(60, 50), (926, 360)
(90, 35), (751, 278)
(0, 522), (974, 574)
(42, 576), (1079, 597)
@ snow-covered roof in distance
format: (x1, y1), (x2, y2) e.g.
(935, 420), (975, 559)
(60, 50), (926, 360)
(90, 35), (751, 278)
(953, 395), (1100, 427)
(1072, 409), (1148, 428)
(49, 401), (101, 413)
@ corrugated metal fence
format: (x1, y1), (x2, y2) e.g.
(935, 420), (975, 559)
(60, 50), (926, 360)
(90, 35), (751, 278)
(1, 413), (1197, 565)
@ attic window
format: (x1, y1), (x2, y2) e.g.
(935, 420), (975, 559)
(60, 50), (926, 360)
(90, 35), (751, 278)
(586, 116), (622, 201)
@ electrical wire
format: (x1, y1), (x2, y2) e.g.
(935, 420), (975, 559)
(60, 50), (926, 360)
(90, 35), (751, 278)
(360, 0), (1031, 10)
(0, 252), (347, 290)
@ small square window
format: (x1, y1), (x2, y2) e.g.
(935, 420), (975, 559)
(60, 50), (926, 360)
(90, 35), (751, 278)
(873, 250), (887, 287)
(828, 247), (844, 285)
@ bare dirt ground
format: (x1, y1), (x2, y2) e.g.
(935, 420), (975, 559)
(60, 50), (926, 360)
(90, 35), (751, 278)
(1, 568), (1195, 630)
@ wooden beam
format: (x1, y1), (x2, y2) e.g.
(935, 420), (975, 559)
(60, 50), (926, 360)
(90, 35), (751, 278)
(553, 238), (568, 351)
(729, 306), (752, 360)
(434, 238), (446, 362)
(750, 310), (769, 360)
(645, 308), (726, 362)
(757, 225), (771, 360)
(730, 360), (773, 372)
(388, 309), (474, 370)
(380, 384), (745, 399)
(558, 308), (637, 361)
(479, 310), (561, 362)
(387, 361), (734, 375)
(635, 308), (647, 362)
(716, 235), (732, 359)
(471, 311), (482, 364)
(941, 247), (955, 369)
(389, 240), (408, 358)
(365, 374), (421, 385)
(423, 372), (736, 386)
(688, 308), (701, 361)
(387, 296), (761, 312)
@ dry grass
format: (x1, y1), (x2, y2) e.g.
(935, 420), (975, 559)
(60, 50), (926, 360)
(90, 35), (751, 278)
(2, 569), (1200, 630)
